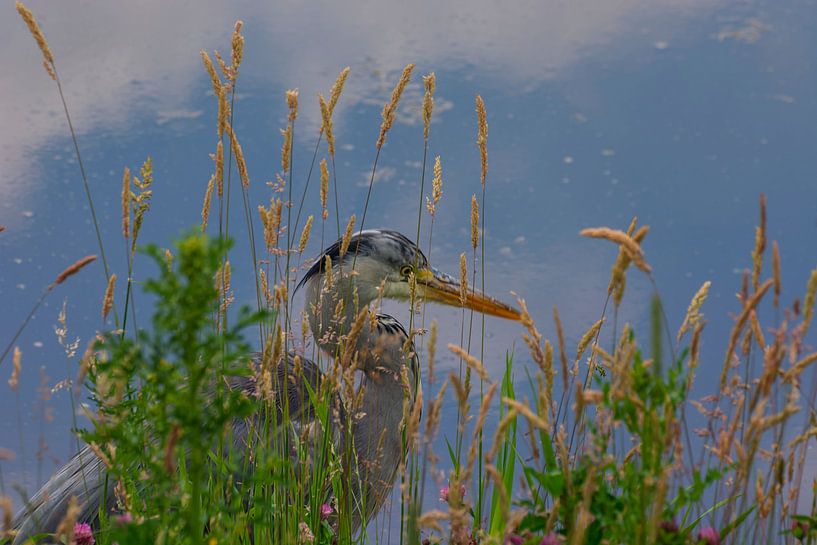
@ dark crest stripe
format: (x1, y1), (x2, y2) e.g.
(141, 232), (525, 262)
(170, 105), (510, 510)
(295, 229), (426, 292)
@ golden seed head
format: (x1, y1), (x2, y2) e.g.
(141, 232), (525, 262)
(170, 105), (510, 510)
(42, 59), (56, 80)
(422, 72), (436, 140)
(299, 215), (314, 253)
(121, 166), (131, 239)
(475, 95), (488, 186)
(318, 94), (335, 158)
(377, 63), (415, 150)
(16, 2), (56, 79)
(752, 193), (766, 291)
(102, 273), (117, 321)
(286, 88), (299, 122)
(432, 155), (442, 204)
(721, 279), (773, 390)
(803, 268), (817, 334)
(217, 84), (229, 139)
(425, 196), (434, 217)
(130, 158), (154, 254)
(259, 269), (271, 307)
(427, 155), (443, 217)
(230, 21), (244, 81)
(215, 141), (224, 198)
(213, 50), (229, 81)
(576, 318), (605, 364)
(9, 347), (22, 391)
(221, 261), (231, 293)
(580, 226), (651, 273)
(258, 198), (282, 251)
(678, 280), (712, 341)
(200, 50), (221, 94)
(201, 174), (215, 232)
(328, 67), (350, 114)
(54, 255), (97, 286)
(280, 125), (292, 173)
(459, 253), (468, 305)
(340, 214), (356, 257)
(225, 123), (249, 188)
(751, 222), (765, 293)
(324, 255), (334, 290)
(320, 158), (329, 219)
(448, 344), (488, 381)
(470, 194), (479, 249)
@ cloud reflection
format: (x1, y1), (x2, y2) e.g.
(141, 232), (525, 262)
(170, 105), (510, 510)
(2, 0), (717, 202)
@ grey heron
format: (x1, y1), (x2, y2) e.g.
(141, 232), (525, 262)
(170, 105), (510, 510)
(11, 229), (520, 542)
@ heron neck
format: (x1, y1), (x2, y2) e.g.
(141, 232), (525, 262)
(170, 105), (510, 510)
(350, 358), (418, 528)
(305, 269), (378, 356)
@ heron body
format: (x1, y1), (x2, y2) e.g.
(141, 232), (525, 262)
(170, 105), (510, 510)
(12, 229), (519, 542)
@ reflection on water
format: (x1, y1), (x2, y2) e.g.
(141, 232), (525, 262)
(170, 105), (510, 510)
(2, 0), (817, 537)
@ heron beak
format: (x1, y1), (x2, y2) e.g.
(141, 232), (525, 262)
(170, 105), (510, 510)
(414, 268), (522, 321)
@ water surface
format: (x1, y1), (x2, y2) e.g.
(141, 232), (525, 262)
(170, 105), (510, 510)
(2, 0), (817, 536)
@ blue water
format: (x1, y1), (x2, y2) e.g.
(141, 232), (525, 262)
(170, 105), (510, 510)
(2, 0), (817, 539)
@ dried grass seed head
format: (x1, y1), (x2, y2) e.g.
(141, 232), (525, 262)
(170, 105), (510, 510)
(120, 166), (131, 239)
(54, 255), (97, 286)
(280, 125), (292, 173)
(225, 123), (249, 188)
(459, 253), (468, 305)
(422, 72), (436, 140)
(803, 268), (817, 335)
(376, 63), (415, 149)
(340, 214), (356, 257)
(772, 240), (781, 307)
(201, 174), (215, 231)
(9, 347), (22, 391)
(286, 88), (299, 122)
(217, 84), (229, 138)
(470, 194), (479, 249)
(16, 2), (55, 80)
(229, 21), (244, 80)
(320, 158), (329, 219)
(427, 155), (443, 217)
(200, 50), (221, 94)
(328, 67), (350, 114)
(215, 140), (224, 198)
(678, 280), (712, 341)
(448, 344), (488, 381)
(102, 273), (117, 321)
(318, 94), (335, 157)
(475, 95), (488, 186)
(581, 226), (651, 273)
(751, 193), (767, 291)
(299, 215), (314, 253)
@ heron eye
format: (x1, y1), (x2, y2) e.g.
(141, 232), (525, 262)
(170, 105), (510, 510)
(400, 265), (413, 278)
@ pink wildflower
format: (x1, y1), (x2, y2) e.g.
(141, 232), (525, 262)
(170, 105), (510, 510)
(72, 522), (95, 545)
(697, 527), (721, 545)
(439, 483), (466, 503)
(114, 512), (133, 525)
(320, 503), (334, 520)
(540, 533), (560, 545)
(505, 534), (523, 545)
(439, 485), (450, 502)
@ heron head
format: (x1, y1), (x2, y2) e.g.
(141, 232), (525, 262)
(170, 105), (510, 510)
(298, 229), (521, 321)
